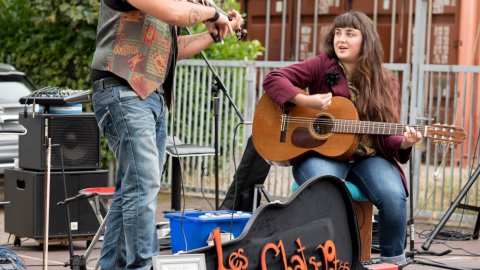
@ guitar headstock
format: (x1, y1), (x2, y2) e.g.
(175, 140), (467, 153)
(425, 124), (467, 144)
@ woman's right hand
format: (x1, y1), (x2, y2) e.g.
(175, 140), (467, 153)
(291, 92), (333, 111)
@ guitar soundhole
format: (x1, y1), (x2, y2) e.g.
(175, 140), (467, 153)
(312, 116), (333, 136)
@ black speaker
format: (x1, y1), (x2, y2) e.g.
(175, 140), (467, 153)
(18, 113), (100, 171)
(4, 168), (109, 239)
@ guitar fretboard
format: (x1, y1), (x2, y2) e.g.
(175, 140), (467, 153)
(332, 120), (425, 135)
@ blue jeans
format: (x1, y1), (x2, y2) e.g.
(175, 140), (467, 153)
(293, 155), (407, 261)
(92, 85), (167, 270)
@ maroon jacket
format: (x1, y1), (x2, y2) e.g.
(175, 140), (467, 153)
(262, 52), (411, 192)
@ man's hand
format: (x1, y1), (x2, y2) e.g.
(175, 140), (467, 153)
(228, 10), (243, 31)
(212, 13), (233, 40)
(206, 9), (242, 42)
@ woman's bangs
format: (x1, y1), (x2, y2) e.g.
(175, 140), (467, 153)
(333, 13), (361, 30)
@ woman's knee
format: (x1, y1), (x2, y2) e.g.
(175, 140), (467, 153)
(372, 185), (406, 220)
(293, 157), (347, 184)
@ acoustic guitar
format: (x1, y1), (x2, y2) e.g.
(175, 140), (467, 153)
(252, 94), (467, 166)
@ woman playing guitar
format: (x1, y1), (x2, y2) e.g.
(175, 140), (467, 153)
(259, 11), (421, 266)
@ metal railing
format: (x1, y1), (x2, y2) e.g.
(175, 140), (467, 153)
(164, 59), (479, 225)
(411, 64), (480, 224)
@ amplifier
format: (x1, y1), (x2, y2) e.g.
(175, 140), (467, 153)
(19, 113), (100, 171)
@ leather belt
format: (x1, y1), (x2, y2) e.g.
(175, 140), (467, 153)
(92, 77), (127, 91)
(92, 77), (164, 94)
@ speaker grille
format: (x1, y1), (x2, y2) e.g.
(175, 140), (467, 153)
(19, 113), (100, 171)
(49, 116), (100, 170)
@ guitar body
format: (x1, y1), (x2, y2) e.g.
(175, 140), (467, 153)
(253, 94), (359, 166)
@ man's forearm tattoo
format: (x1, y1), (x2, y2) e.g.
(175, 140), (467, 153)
(189, 8), (201, 24)
(182, 34), (207, 48)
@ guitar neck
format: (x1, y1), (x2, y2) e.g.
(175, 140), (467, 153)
(333, 120), (424, 136)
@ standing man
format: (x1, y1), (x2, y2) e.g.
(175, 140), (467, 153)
(90, 0), (242, 269)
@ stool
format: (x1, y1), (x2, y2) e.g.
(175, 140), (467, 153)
(355, 200), (373, 261)
(79, 187), (115, 269)
(165, 136), (215, 210)
(292, 181), (373, 261)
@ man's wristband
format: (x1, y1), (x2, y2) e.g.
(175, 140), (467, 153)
(206, 8), (220, 23)
(210, 32), (221, 43)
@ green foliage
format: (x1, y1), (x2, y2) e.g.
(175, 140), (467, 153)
(0, 0), (99, 90)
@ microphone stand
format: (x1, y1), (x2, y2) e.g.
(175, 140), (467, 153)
(404, 145), (467, 270)
(55, 146), (88, 270)
(185, 27), (246, 210)
(43, 138), (52, 270)
(421, 164), (480, 250)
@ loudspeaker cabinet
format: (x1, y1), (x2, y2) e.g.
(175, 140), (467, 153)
(19, 113), (100, 171)
(4, 169), (109, 240)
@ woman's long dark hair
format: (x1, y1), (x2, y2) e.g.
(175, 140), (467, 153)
(323, 11), (399, 123)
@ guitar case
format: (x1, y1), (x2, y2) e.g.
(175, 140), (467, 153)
(187, 175), (366, 270)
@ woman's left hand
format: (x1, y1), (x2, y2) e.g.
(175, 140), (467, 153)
(400, 125), (423, 149)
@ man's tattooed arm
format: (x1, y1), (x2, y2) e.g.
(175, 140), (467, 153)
(188, 7), (202, 24)
(177, 32), (214, 60)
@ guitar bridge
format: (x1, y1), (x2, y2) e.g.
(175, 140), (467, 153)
(280, 113), (288, 142)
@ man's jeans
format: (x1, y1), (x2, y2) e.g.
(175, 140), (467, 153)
(92, 85), (167, 269)
(293, 155), (407, 262)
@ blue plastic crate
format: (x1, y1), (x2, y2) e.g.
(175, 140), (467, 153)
(164, 211), (251, 253)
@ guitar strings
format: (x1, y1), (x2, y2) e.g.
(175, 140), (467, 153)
(266, 114), (463, 142)
(259, 114), (462, 143)
(276, 115), (427, 132)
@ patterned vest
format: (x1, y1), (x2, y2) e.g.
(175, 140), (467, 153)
(91, 2), (176, 102)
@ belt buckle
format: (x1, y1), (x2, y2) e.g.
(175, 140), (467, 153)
(93, 77), (117, 91)
(99, 78), (107, 89)
(92, 78), (105, 91)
